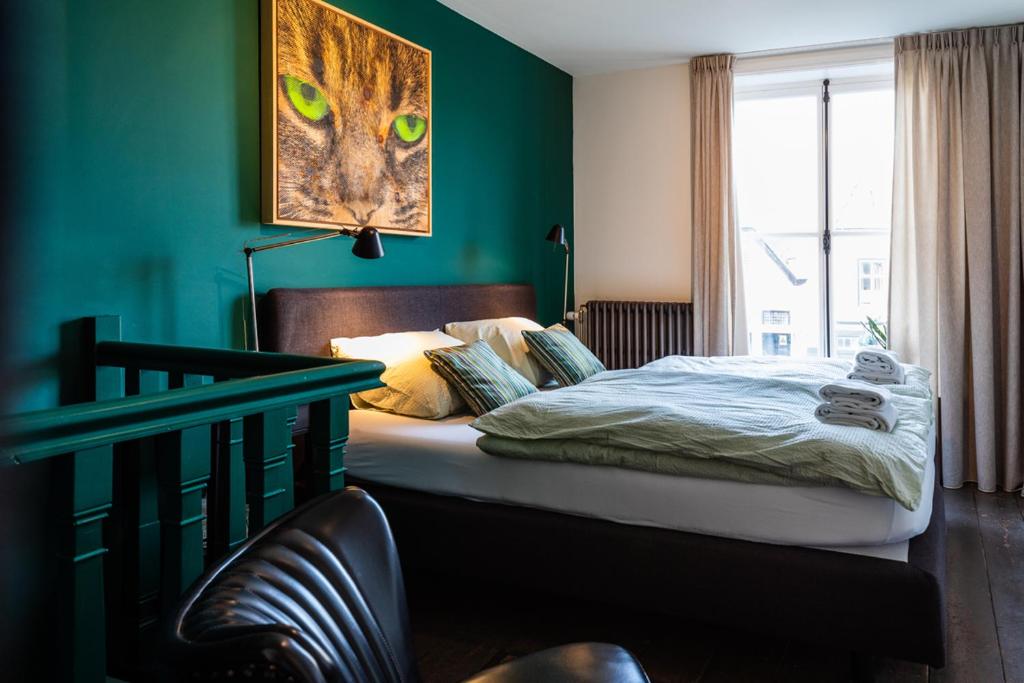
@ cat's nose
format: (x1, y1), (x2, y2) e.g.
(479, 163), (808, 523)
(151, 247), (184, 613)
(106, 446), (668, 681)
(348, 206), (376, 226)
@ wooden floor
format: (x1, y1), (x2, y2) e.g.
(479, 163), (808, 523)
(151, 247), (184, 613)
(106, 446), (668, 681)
(407, 487), (1023, 683)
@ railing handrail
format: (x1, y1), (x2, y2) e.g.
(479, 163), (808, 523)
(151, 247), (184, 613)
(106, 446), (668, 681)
(95, 341), (351, 378)
(0, 358), (384, 466)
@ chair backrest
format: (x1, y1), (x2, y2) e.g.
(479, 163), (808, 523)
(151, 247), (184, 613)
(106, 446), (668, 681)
(167, 488), (420, 683)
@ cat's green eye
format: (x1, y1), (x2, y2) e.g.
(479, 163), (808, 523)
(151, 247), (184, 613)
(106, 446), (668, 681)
(283, 75), (329, 122)
(393, 114), (427, 143)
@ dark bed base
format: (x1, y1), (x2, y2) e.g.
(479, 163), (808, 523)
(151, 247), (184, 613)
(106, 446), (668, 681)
(349, 475), (947, 668)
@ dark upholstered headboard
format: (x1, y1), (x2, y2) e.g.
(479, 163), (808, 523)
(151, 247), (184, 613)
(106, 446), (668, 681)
(258, 284), (537, 357)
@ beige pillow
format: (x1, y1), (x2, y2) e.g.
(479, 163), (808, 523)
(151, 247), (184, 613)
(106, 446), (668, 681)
(444, 317), (551, 386)
(330, 330), (466, 419)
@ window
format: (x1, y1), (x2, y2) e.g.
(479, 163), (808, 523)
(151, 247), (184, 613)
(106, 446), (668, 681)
(858, 259), (884, 305)
(735, 58), (894, 358)
(834, 331), (863, 359)
(762, 333), (792, 356)
(762, 310), (791, 326)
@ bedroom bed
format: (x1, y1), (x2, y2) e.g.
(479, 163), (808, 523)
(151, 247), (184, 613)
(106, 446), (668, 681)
(346, 409), (936, 562)
(258, 283), (947, 668)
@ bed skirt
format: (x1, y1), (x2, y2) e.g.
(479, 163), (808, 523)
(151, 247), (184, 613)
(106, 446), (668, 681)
(348, 475), (947, 667)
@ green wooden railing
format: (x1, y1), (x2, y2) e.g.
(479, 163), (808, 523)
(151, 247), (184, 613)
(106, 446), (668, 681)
(0, 316), (384, 682)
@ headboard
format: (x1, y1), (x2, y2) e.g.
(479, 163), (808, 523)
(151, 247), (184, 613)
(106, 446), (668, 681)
(258, 284), (537, 357)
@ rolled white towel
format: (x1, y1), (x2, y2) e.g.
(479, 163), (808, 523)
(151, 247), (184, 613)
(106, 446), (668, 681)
(814, 402), (898, 432)
(818, 380), (893, 411)
(848, 364), (906, 385)
(855, 349), (901, 376)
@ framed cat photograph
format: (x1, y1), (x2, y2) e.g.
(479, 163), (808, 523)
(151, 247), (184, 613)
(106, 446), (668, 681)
(260, 0), (431, 236)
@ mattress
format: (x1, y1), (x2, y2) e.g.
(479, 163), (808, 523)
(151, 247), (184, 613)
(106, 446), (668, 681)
(345, 410), (936, 562)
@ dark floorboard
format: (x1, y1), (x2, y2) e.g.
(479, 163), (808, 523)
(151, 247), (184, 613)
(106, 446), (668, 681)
(975, 490), (1024, 683)
(931, 489), (1004, 683)
(408, 487), (1023, 682)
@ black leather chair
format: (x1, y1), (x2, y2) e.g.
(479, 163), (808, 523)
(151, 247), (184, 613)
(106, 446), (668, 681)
(166, 487), (649, 683)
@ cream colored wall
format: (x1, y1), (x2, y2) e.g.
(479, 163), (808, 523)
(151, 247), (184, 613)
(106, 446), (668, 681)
(572, 63), (692, 307)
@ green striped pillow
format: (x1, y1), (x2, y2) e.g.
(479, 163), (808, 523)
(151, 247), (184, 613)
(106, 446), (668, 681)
(522, 324), (605, 386)
(425, 340), (538, 416)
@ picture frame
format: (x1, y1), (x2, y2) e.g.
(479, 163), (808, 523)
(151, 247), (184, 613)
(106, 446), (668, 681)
(260, 0), (432, 236)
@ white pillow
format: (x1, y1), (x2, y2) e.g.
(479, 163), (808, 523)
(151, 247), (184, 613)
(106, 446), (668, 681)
(331, 330), (459, 366)
(330, 330), (466, 419)
(443, 317), (551, 386)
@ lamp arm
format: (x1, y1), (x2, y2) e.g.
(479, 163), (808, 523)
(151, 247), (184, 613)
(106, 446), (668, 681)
(246, 249), (259, 351)
(244, 227), (357, 255)
(244, 227), (359, 351)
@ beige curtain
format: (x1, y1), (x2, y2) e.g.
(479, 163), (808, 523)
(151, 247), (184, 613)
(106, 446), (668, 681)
(889, 25), (1023, 494)
(691, 55), (748, 356)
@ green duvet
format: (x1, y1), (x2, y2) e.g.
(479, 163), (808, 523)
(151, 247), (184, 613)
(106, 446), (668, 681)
(472, 355), (934, 510)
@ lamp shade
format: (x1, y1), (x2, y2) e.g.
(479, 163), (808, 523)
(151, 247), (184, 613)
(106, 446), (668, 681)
(351, 227), (385, 259)
(545, 224), (567, 246)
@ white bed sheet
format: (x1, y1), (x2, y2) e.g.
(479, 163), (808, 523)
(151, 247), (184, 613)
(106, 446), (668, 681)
(345, 410), (936, 562)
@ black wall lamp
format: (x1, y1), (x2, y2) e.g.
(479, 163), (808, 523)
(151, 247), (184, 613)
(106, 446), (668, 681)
(545, 224), (570, 323)
(244, 227), (384, 350)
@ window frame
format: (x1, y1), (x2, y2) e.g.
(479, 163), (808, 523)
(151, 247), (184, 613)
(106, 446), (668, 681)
(733, 64), (894, 357)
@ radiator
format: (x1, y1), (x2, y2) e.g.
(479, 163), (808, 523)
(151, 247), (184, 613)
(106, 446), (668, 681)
(577, 300), (694, 370)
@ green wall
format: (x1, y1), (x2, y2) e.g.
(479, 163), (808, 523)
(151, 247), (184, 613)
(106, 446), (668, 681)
(9, 0), (573, 412)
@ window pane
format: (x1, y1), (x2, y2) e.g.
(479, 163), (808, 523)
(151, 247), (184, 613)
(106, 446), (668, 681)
(735, 95), (820, 234)
(831, 88), (894, 232)
(735, 94), (822, 357)
(829, 86), (893, 357)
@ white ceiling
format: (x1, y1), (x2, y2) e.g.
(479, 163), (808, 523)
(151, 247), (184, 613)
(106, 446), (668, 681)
(438, 0), (1024, 76)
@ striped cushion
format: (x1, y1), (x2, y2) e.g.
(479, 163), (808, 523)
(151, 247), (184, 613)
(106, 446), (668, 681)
(424, 340), (538, 416)
(522, 324), (605, 386)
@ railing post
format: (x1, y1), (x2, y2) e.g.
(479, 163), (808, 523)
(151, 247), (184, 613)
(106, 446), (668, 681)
(158, 374), (212, 605)
(308, 396), (349, 494)
(209, 412), (247, 557)
(56, 445), (114, 683)
(56, 316), (123, 682)
(106, 369), (165, 677)
(243, 406), (296, 529)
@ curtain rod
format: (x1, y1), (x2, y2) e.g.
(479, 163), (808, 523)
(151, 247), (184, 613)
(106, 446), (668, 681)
(736, 36), (893, 60)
